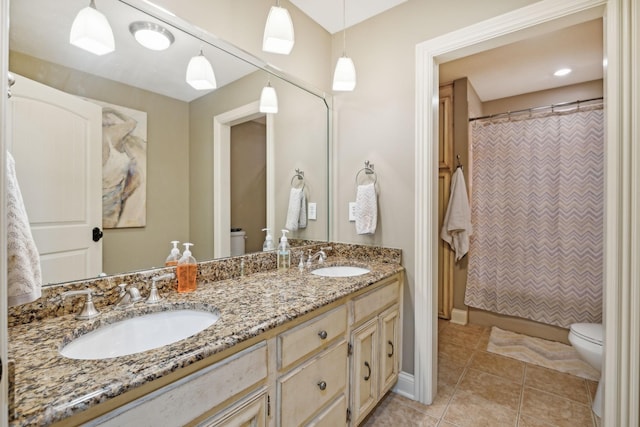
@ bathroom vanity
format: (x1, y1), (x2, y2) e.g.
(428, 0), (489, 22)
(7, 244), (403, 427)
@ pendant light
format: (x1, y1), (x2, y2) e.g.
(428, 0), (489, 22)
(70, 0), (115, 56)
(186, 50), (217, 90)
(262, 0), (295, 55)
(332, 0), (356, 91)
(259, 81), (278, 113)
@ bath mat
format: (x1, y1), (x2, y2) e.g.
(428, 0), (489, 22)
(487, 326), (599, 381)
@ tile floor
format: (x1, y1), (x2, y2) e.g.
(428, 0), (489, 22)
(361, 320), (601, 427)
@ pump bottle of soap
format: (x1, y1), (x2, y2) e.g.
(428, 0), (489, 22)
(262, 228), (275, 251)
(177, 243), (197, 293)
(277, 229), (291, 270)
(165, 240), (181, 267)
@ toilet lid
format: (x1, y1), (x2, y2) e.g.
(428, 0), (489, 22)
(570, 323), (603, 345)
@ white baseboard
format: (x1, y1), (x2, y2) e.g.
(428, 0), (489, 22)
(392, 371), (415, 400)
(450, 308), (468, 325)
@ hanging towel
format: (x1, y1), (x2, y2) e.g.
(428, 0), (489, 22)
(441, 167), (472, 261)
(6, 151), (42, 306)
(355, 183), (377, 235)
(285, 187), (307, 230)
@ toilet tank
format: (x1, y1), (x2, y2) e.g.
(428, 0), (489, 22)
(230, 229), (246, 256)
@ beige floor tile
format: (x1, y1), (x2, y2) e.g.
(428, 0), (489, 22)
(438, 422), (459, 427)
(442, 369), (521, 427)
(439, 325), (483, 350)
(520, 387), (595, 427)
(438, 340), (475, 367)
(361, 392), (440, 427)
(438, 356), (466, 386)
(587, 379), (599, 402)
(468, 351), (525, 384)
(524, 364), (591, 404)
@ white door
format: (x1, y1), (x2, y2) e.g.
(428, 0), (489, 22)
(8, 74), (102, 284)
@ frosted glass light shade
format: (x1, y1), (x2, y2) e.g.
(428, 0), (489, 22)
(186, 53), (217, 90)
(332, 56), (356, 91)
(260, 85), (278, 113)
(130, 22), (174, 51)
(262, 6), (294, 55)
(69, 1), (115, 56)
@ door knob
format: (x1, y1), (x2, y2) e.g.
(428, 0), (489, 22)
(92, 227), (103, 242)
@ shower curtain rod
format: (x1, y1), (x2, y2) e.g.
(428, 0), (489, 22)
(469, 96), (604, 122)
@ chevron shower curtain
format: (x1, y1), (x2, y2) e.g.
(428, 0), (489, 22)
(464, 107), (604, 328)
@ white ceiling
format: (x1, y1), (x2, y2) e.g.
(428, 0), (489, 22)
(289, 0), (408, 34)
(10, 1), (603, 103)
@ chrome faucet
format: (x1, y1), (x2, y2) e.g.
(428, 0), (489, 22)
(61, 289), (100, 320)
(146, 272), (175, 304)
(115, 284), (142, 309)
(306, 246), (333, 267)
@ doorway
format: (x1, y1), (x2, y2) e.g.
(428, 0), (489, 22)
(414, 0), (612, 409)
(213, 101), (275, 258)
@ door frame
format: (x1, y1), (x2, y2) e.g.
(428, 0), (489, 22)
(213, 102), (275, 258)
(415, 0), (640, 426)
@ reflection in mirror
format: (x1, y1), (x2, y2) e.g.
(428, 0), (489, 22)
(8, 0), (330, 286)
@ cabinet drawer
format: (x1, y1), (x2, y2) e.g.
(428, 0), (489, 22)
(196, 388), (267, 427)
(278, 341), (348, 426)
(352, 280), (399, 325)
(89, 342), (268, 427)
(306, 394), (347, 427)
(278, 305), (347, 370)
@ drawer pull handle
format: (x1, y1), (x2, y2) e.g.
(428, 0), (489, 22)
(318, 330), (328, 340)
(364, 361), (371, 381)
(317, 381), (327, 391)
(388, 340), (394, 358)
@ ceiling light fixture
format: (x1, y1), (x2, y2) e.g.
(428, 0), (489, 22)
(332, 0), (356, 91)
(186, 50), (217, 90)
(69, 0), (115, 56)
(259, 81), (278, 113)
(262, 0), (295, 55)
(554, 68), (572, 77)
(129, 21), (175, 51)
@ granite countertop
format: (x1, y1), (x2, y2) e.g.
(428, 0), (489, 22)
(8, 257), (403, 426)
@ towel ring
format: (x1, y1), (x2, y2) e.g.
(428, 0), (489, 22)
(290, 169), (305, 189)
(355, 161), (377, 185)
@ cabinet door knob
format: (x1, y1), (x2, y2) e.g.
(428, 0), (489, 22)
(364, 361), (371, 381)
(318, 330), (328, 340)
(317, 381), (327, 391)
(388, 340), (394, 358)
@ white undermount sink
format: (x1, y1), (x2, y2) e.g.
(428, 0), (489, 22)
(60, 309), (220, 360)
(311, 265), (370, 277)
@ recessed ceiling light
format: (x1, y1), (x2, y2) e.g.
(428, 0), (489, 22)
(129, 21), (175, 51)
(554, 68), (572, 77)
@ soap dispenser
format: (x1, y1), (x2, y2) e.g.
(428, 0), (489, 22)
(277, 229), (291, 270)
(262, 228), (275, 251)
(165, 240), (181, 267)
(177, 243), (197, 293)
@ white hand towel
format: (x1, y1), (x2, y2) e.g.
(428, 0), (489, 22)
(440, 167), (473, 261)
(6, 151), (42, 306)
(299, 191), (307, 229)
(285, 187), (306, 231)
(355, 183), (377, 235)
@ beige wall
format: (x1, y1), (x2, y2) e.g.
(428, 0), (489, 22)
(9, 51), (190, 275)
(330, 0), (541, 375)
(188, 71), (329, 262)
(231, 121), (267, 253)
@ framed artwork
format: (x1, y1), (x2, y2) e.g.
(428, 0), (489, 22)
(93, 101), (147, 228)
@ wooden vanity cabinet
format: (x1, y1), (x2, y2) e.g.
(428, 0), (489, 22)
(349, 278), (402, 426)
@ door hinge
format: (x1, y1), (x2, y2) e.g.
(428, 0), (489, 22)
(348, 342), (353, 356)
(267, 394), (271, 417)
(346, 407), (352, 423)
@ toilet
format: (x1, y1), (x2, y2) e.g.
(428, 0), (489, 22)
(230, 228), (246, 256)
(568, 323), (603, 417)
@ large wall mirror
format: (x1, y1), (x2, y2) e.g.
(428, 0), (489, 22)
(8, 0), (330, 286)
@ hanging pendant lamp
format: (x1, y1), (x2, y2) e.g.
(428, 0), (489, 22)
(70, 0), (115, 56)
(186, 50), (217, 90)
(332, 0), (356, 91)
(262, 1), (295, 55)
(259, 81), (278, 113)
